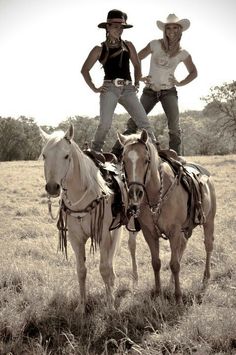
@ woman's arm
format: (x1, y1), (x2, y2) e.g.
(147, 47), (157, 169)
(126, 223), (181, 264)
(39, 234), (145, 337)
(125, 41), (142, 87)
(81, 46), (102, 93)
(174, 54), (198, 87)
(138, 43), (152, 84)
(138, 43), (151, 60)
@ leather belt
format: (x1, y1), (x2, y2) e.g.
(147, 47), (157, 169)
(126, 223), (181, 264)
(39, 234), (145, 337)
(146, 83), (172, 92)
(104, 78), (132, 87)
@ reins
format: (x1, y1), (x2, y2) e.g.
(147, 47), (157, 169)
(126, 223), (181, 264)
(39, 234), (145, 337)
(47, 196), (61, 221)
(148, 163), (179, 216)
(61, 188), (90, 208)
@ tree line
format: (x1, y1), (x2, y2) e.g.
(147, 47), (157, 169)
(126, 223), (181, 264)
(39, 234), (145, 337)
(0, 81), (235, 161)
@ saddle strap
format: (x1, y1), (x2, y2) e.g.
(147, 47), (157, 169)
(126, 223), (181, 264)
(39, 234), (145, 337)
(182, 172), (206, 238)
(110, 173), (129, 229)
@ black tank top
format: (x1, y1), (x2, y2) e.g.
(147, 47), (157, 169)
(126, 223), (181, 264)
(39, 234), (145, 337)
(99, 41), (132, 81)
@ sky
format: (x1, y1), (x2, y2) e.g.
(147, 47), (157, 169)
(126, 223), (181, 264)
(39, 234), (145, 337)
(0, 0), (235, 127)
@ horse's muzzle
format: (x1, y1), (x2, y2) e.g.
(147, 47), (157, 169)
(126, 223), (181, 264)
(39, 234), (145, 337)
(45, 182), (61, 197)
(128, 185), (144, 205)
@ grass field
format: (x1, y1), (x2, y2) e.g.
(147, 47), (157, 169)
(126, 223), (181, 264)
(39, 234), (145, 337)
(0, 155), (236, 355)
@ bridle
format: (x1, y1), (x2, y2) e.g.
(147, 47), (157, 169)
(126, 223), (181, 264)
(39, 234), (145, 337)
(123, 139), (151, 194)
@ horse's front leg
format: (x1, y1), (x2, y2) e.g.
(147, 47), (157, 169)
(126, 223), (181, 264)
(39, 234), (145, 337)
(99, 228), (122, 310)
(68, 229), (87, 313)
(202, 218), (214, 285)
(128, 231), (138, 283)
(142, 226), (161, 296)
(169, 232), (187, 304)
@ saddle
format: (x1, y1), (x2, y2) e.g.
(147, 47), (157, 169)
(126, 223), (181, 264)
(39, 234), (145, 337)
(183, 166), (210, 238)
(158, 149), (186, 174)
(83, 149), (129, 229)
(160, 152), (209, 239)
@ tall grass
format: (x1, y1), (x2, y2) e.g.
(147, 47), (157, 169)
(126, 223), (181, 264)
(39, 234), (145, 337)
(0, 156), (235, 354)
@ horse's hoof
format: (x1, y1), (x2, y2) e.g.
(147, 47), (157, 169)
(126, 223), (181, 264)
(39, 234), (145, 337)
(132, 273), (138, 284)
(202, 278), (209, 290)
(156, 295), (164, 307)
(75, 303), (86, 315)
(175, 294), (184, 306)
(106, 304), (117, 315)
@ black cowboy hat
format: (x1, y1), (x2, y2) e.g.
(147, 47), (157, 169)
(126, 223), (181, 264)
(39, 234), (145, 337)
(98, 9), (133, 29)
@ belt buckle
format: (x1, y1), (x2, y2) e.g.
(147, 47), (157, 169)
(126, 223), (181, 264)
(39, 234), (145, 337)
(114, 78), (124, 87)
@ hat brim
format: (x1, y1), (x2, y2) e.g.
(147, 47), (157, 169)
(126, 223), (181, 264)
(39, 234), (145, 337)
(98, 22), (133, 29)
(156, 19), (190, 32)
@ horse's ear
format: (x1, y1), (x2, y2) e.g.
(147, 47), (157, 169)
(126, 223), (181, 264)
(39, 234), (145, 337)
(39, 127), (50, 142)
(65, 124), (74, 141)
(140, 129), (148, 143)
(117, 131), (126, 146)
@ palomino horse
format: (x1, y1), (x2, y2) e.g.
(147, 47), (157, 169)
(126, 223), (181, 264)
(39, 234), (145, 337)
(118, 129), (216, 304)
(40, 124), (123, 312)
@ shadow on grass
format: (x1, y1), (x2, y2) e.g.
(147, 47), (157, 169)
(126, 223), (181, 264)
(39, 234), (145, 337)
(0, 285), (204, 355)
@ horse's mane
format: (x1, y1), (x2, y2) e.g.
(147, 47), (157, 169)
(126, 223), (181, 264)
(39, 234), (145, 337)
(71, 141), (112, 196)
(146, 138), (161, 171)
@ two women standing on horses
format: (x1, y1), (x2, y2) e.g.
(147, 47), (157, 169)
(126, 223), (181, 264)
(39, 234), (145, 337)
(81, 11), (197, 157)
(81, 9), (158, 159)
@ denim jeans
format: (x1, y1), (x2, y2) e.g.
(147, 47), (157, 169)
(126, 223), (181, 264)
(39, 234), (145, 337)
(91, 83), (156, 152)
(125, 87), (181, 154)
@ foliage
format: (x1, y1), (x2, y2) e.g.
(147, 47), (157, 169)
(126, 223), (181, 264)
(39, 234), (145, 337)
(181, 114), (235, 155)
(0, 111), (235, 162)
(202, 81), (236, 137)
(0, 116), (42, 161)
(57, 116), (98, 149)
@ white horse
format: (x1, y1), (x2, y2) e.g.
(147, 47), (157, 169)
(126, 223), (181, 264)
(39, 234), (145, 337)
(40, 124), (124, 313)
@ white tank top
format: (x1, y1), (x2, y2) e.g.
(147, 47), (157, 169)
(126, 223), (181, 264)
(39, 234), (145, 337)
(148, 39), (189, 91)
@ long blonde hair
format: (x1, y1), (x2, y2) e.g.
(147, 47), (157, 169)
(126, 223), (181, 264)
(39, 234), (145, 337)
(160, 25), (182, 57)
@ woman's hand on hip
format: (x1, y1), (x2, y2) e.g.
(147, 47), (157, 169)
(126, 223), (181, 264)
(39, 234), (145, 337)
(95, 84), (109, 93)
(140, 75), (152, 84)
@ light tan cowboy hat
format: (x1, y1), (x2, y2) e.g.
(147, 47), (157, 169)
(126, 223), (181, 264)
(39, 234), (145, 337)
(98, 9), (133, 29)
(156, 14), (190, 32)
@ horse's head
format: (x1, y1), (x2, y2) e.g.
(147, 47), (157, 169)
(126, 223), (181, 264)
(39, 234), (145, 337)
(40, 124), (74, 197)
(118, 129), (152, 210)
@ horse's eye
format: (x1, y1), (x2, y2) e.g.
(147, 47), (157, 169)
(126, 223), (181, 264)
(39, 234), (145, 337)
(42, 154), (46, 160)
(65, 154), (69, 159)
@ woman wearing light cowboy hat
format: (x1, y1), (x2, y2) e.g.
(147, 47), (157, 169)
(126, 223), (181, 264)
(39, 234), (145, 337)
(81, 9), (157, 157)
(112, 13), (197, 156)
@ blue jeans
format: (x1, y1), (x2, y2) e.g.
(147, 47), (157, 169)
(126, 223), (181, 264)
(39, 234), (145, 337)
(92, 83), (156, 152)
(126, 87), (181, 154)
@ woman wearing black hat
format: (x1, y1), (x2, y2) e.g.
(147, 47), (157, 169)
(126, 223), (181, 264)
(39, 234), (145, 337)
(81, 9), (157, 155)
